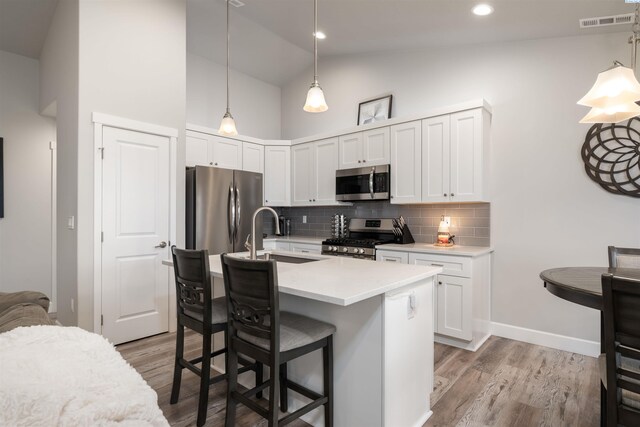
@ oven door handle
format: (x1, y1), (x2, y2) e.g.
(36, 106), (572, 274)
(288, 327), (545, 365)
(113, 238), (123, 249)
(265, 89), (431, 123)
(369, 167), (375, 199)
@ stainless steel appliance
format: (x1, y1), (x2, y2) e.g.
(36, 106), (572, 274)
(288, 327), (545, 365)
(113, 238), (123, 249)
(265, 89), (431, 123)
(335, 164), (390, 201)
(321, 218), (396, 260)
(186, 166), (264, 253)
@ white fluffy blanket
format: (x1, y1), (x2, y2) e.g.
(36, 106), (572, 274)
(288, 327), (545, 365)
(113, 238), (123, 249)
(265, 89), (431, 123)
(0, 326), (169, 426)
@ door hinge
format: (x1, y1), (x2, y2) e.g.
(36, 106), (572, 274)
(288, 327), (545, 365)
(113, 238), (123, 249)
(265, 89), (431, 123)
(101, 315), (104, 326)
(101, 231), (104, 242)
(99, 147), (104, 159)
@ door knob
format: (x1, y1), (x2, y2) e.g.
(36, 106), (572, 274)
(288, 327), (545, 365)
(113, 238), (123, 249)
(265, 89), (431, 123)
(155, 241), (167, 248)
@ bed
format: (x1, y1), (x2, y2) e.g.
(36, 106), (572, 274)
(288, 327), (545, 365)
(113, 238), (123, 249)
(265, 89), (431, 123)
(0, 325), (169, 426)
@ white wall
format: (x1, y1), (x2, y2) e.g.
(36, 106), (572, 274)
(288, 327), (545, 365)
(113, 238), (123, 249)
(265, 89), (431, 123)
(39, 0), (79, 326)
(0, 50), (56, 303)
(280, 32), (640, 344)
(187, 53), (282, 139)
(75, 0), (186, 330)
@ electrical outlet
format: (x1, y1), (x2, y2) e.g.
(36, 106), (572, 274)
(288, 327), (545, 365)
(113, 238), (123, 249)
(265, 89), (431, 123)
(443, 216), (451, 227)
(70, 298), (75, 313)
(302, 215), (307, 224)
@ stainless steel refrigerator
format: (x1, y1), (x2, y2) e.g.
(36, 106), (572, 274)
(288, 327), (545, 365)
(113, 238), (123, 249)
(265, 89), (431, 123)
(186, 166), (264, 253)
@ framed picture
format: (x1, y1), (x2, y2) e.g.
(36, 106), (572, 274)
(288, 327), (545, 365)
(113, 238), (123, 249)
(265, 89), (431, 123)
(0, 137), (3, 218)
(357, 95), (392, 125)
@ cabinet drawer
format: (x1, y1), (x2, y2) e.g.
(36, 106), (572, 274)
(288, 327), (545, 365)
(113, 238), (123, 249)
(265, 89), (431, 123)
(408, 253), (471, 278)
(275, 241), (291, 251)
(289, 242), (321, 254)
(263, 240), (277, 250)
(376, 250), (409, 264)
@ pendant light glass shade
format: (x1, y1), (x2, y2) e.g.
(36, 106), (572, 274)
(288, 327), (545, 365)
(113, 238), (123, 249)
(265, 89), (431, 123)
(303, 0), (328, 113)
(579, 102), (640, 124)
(219, 0), (238, 135)
(578, 64), (640, 110)
(304, 82), (328, 112)
(218, 111), (238, 135)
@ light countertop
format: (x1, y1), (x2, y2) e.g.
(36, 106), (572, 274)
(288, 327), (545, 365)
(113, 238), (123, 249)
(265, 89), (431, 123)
(377, 243), (494, 257)
(163, 250), (441, 306)
(264, 235), (326, 245)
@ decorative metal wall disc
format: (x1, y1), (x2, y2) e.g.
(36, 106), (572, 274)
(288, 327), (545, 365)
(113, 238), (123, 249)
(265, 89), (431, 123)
(582, 118), (640, 198)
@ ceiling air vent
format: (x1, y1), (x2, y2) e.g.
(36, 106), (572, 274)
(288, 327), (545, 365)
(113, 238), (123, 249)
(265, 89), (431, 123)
(227, 0), (245, 7)
(580, 13), (634, 29)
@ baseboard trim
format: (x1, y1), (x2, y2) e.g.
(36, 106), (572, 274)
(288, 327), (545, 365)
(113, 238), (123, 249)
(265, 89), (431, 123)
(491, 322), (599, 357)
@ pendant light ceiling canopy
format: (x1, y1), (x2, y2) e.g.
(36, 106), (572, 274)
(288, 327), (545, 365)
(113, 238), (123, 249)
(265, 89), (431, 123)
(219, 0), (238, 136)
(303, 0), (328, 113)
(578, 6), (640, 124)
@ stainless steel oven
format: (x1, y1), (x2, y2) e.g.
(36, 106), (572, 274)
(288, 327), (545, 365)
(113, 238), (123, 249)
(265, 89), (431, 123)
(335, 164), (390, 201)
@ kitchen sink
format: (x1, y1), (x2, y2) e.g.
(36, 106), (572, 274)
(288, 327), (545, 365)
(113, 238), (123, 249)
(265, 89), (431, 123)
(255, 252), (320, 264)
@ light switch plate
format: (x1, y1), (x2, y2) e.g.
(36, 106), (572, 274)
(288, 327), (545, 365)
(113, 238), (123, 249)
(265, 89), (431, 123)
(302, 215), (307, 224)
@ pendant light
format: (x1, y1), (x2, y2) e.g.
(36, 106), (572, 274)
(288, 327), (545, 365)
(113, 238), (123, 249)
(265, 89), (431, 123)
(219, 0), (238, 135)
(303, 0), (328, 112)
(578, 6), (640, 123)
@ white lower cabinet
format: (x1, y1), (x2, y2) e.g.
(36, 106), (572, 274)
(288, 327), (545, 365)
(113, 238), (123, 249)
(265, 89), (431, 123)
(275, 241), (291, 251)
(376, 248), (491, 351)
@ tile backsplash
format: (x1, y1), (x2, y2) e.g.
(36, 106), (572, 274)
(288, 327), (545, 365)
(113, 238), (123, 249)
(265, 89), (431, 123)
(264, 202), (490, 247)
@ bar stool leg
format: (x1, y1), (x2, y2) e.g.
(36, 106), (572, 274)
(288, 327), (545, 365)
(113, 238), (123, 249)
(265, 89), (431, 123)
(197, 332), (212, 427)
(323, 336), (334, 427)
(268, 363), (280, 427)
(280, 362), (288, 412)
(225, 346), (238, 427)
(256, 362), (264, 399)
(170, 324), (184, 404)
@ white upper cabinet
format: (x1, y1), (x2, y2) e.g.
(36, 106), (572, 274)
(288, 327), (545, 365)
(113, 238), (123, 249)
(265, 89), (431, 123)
(421, 116), (450, 203)
(390, 121), (422, 204)
(339, 129), (390, 169)
(449, 109), (484, 202)
(362, 127), (390, 166)
(264, 146), (290, 207)
(421, 108), (487, 203)
(186, 133), (211, 167)
(242, 142), (264, 174)
(291, 143), (314, 205)
(292, 138), (339, 206)
(185, 131), (242, 170)
(338, 133), (363, 169)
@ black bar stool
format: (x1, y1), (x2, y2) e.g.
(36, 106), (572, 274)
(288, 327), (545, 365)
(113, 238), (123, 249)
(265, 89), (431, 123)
(170, 247), (262, 427)
(220, 253), (335, 427)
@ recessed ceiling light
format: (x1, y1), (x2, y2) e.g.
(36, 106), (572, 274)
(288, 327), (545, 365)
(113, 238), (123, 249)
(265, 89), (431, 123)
(314, 31), (326, 40)
(472, 4), (494, 16)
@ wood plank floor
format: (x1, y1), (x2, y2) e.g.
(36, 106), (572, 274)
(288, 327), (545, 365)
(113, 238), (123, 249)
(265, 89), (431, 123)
(117, 332), (599, 427)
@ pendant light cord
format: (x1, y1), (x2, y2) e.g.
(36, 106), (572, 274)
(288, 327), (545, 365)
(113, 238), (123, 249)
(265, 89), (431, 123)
(314, 0), (318, 84)
(226, 0), (231, 114)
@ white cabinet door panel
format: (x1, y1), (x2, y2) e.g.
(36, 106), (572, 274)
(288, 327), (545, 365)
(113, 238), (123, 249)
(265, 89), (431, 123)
(264, 146), (290, 206)
(290, 242), (322, 254)
(450, 109), (483, 202)
(242, 142), (264, 174)
(339, 133), (363, 169)
(363, 127), (390, 166)
(436, 275), (472, 340)
(421, 116), (450, 203)
(390, 121), (421, 204)
(314, 138), (338, 204)
(291, 143), (314, 205)
(211, 136), (242, 170)
(186, 134), (210, 167)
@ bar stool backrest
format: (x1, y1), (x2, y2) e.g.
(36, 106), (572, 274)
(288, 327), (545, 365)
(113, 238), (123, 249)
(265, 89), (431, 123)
(608, 246), (640, 269)
(172, 247), (212, 323)
(602, 272), (640, 426)
(220, 254), (279, 359)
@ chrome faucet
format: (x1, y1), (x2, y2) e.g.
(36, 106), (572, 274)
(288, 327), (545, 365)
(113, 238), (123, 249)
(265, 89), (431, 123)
(246, 206), (281, 260)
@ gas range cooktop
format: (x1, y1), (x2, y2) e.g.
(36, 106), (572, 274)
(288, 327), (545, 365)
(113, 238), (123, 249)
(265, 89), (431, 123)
(321, 237), (393, 249)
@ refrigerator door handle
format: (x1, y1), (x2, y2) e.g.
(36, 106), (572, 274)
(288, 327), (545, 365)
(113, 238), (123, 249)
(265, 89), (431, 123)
(228, 185), (236, 244)
(234, 186), (240, 241)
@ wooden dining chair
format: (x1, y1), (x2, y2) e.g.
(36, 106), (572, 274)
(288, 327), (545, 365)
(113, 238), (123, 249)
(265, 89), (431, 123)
(608, 246), (640, 269)
(170, 247), (262, 427)
(601, 272), (640, 426)
(220, 253), (335, 427)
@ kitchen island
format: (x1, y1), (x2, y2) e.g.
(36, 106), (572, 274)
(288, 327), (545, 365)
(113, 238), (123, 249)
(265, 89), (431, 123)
(164, 251), (441, 427)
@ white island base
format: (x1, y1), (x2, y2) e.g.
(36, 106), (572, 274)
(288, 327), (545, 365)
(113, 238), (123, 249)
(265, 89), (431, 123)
(168, 252), (440, 427)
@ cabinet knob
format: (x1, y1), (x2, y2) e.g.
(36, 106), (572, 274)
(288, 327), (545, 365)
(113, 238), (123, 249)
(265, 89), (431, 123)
(265, 200), (268, 203)
(209, 162), (213, 165)
(313, 199), (316, 202)
(358, 160), (362, 163)
(309, 199), (312, 202)
(438, 281), (442, 285)
(444, 193), (448, 197)
(451, 193), (455, 197)
(363, 159), (366, 163)
(215, 162), (218, 166)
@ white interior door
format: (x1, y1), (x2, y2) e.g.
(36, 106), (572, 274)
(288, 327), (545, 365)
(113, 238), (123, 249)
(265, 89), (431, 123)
(102, 126), (170, 345)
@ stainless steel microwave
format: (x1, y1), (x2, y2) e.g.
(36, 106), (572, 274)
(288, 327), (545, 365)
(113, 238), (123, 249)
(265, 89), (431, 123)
(336, 164), (390, 201)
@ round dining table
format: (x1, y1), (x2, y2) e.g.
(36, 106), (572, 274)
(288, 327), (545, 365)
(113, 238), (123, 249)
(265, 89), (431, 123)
(540, 266), (640, 426)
